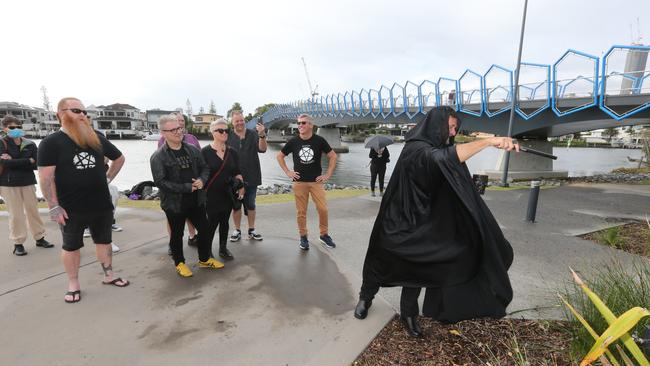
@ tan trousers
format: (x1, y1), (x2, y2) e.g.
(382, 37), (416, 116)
(0, 185), (45, 245)
(293, 182), (328, 237)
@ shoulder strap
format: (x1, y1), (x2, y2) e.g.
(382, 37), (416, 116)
(205, 148), (229, 190)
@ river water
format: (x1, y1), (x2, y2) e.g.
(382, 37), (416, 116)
(68, 139), (641, 191)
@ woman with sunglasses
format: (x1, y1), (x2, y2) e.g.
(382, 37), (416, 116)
(201, 119), (244, 261)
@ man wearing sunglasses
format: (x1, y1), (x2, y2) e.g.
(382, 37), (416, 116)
(150, 115), (224, 277)
(38, 97), (128, 303)
(158, 112), (200, 249)
(0, 116), (54, 256)
(277, 113), (337, 251)
(226, 110), (266, 242)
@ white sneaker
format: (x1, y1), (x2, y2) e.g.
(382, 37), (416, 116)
(111, 224), (123, 232)
(111, 243), (120, 253)
(83, 228), (91, 238)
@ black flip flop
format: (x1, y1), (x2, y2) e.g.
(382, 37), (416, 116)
(102, 277), (130, 287)
(64, 290), (81, 303)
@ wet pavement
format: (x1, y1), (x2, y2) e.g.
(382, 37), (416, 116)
(1, 183), (649, 365)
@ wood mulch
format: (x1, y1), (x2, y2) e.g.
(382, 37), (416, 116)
(354, 316), (572, 365)
(580, 221), (650, 257)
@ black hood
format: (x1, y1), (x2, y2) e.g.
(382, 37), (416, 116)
(405, 106), (461, 148)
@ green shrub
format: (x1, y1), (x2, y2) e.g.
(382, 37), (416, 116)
(560, 260), (650, 363)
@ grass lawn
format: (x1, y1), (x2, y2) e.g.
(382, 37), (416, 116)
(1, 189), (371, 211)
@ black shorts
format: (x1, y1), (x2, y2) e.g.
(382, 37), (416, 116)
(60, 210), (113, 251)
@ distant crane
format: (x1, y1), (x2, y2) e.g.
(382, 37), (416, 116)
(41, 85), (51, 112)
(301, 57), (319, 98)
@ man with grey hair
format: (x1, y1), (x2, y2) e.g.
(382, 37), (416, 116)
(150, 114), (224, 277)
(277, 113), (337, 251)
(158, 112), (200, 250)
(226, 110), (267, 242)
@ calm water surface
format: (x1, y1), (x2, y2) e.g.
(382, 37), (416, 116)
(33, 139), (644, 191)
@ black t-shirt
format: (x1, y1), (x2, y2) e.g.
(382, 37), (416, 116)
(169, 147), (199, 207)
(280, 134), (332, 182)
(226, 129), (262, 186)
(170, 148), (194, 184)
(37, 130), (122, 213)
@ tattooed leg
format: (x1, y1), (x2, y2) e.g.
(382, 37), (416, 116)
(101, 263), (113, 277)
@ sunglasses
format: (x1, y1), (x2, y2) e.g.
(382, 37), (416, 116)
(7, 125), (23, 129)
(297, 121), (308, 125)
(61, 108), (88, 116)
(212, 128), (228, 134)
(161, 127), (183, 134)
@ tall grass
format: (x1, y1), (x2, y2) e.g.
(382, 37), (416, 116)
(561, 260), (650, 362)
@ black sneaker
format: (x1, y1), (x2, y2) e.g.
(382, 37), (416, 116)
(13, 244), (27, 256)
(299, 236), (309, 251)
(187, 236), (198, 247)
(248, 229), (263, 241)
(230, 229), (241, 242)
(35, 237), (54, 248)
(319, 234), (336, 249)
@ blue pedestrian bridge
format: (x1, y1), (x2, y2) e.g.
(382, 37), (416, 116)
(251, 45), (650, 138)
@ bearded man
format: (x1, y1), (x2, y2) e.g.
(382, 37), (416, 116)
(38, 97), (129, 304)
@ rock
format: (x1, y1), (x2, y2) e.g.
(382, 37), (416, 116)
(257, 188), (269, 195)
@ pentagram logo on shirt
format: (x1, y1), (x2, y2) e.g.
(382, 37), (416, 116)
(298, 146), (314, 164)
(72, 152), (96, 170)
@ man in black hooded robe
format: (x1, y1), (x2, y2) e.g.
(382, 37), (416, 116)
(354, 106), (518, 337)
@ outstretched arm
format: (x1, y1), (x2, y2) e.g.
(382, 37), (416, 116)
(455, 137), (519, 163)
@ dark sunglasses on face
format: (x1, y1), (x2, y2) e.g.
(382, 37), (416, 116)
(7, 125), (22, 129)
(61, 108), (88, 116)
(213, 128), (228, 134)
(297, 121), (308, 125)
(162, 127), (183, 134)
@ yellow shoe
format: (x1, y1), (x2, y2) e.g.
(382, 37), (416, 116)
(176, 262), (193, 277)
(198, 257), (224, 269)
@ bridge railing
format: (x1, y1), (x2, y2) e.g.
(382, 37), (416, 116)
(255, 45), (650, 126)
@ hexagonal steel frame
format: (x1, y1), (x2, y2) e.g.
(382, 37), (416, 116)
(351, 90), (361, 117)
(552, 49), (599, 117)
(458, 69), (484, 116)
(515, 62), (550, 120)
(360, 89), (371, 117)
(390, 82), (406, 117)
(419, 80), (439, 111)
(369, 89), (381, 118)
(483, 64), (512, 117)
(599, 44), (650, 120)
(379, 85), (391, 118)
(438, 77), (459, 111)
(404, 80), (420, 119)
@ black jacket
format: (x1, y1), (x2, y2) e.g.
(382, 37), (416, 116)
(369, 148), (390, 165)
(0, 137), (38, 187)
(150, 142), (209, 213)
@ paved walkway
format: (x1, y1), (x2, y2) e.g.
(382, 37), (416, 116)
(1, 183), (649, 365)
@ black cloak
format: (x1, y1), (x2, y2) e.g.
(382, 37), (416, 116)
(361, 106), (513, 323)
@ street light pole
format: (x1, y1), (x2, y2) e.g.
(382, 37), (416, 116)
(500, 0), (529, 187)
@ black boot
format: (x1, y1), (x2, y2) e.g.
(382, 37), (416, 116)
(354, 299), (372, 319)
(400, 315), (422, 338)
(219, 246), (234, 261)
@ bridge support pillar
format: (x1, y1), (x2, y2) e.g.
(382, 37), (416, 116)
(266, 128), (286, 143)
(316, 127), (349, 153)
(483, 139), (567, 181)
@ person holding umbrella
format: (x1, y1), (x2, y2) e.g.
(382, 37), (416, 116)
(365, 135), (393, 196)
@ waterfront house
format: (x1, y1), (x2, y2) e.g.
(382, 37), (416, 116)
(0, 101), (58, 137)
(193, 113), (222, 134)
(93, 103), (145, 139)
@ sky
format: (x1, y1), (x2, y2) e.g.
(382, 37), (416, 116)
(3, 0), (649, 115)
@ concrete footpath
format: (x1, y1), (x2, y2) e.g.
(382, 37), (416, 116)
(1, 183), (649, 365)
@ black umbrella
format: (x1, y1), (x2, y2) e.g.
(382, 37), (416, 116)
(364, 135), (394, 151)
